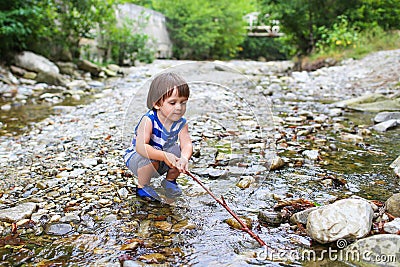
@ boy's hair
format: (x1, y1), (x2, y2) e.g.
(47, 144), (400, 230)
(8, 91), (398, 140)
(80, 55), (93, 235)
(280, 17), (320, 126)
(147, 72), (190, 109)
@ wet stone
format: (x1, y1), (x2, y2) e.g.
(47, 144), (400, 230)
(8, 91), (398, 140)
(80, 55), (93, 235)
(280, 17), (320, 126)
(45, 223), (73, 235)
(225, 217), (252, 230)
(139, 253), (166, 264)
(258, 211), (283, 226)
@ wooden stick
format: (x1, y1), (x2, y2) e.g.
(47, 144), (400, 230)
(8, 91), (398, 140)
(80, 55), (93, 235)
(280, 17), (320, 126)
(185, 171), (268, 247)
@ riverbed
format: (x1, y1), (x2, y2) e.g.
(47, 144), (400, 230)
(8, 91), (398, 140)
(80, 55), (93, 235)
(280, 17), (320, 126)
(0, 51), (399, 266)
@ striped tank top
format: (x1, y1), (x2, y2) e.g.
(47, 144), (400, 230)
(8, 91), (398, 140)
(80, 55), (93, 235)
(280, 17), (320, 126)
(124, 109), (187, 166)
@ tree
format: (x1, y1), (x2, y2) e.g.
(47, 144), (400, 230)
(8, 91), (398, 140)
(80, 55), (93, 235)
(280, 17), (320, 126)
(0, 0), (53, 60)
(153, 0), (254, 59)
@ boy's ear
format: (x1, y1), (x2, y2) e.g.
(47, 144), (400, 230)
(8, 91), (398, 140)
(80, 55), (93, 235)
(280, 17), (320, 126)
(153, 102), (160, 109)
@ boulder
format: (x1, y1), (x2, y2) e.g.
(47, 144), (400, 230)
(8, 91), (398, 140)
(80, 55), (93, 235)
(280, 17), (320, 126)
(78, 60), (101, 77)
(386, 193), (400, 217)
(342, 234), (400, 267)
(372, 119), (399, 132)
(56, 62), (78, 76)
(36, 71), (67, 86)
(306, 199), (373, 244)
(14, 51), (59, 74)
(374, 112), (400, 123)
(0, 202), (37, 223)
(333, 93), (386, 108)
(383, 218), (400, 234)
(350, 98), (400, 112)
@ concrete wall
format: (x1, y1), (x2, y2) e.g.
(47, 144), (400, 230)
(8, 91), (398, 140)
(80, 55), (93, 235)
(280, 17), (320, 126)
(116, 3), (172, 59)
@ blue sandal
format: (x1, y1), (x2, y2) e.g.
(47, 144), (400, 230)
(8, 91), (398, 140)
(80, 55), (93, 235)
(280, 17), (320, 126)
(161, 178), (182, 198)
(136, 185), (161, 202)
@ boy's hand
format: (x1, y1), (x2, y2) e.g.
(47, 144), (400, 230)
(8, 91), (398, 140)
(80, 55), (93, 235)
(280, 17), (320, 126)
(176, 156), (189, 173)
(163, 152), (178, 168)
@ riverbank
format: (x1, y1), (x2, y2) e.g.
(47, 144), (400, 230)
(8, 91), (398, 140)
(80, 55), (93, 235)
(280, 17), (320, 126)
(0, 50), (399, 266)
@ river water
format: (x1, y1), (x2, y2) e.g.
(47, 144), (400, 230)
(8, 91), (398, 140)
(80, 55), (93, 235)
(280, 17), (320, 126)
(0, 56), (399, 266)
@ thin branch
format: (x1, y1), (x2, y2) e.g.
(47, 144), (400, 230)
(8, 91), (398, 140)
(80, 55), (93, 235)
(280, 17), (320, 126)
(185, 171), (268, 248)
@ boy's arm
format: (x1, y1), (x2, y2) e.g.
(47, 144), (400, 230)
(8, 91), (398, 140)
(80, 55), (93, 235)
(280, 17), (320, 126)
(135, 117), (176, 166)
(179, 124), (193, 160)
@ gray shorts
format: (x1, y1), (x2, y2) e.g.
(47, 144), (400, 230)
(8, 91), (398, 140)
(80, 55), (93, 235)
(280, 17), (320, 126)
(127, 144), (181, 177)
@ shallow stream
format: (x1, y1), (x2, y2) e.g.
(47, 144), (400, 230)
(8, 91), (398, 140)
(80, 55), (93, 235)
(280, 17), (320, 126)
(0, 60), (399, 266)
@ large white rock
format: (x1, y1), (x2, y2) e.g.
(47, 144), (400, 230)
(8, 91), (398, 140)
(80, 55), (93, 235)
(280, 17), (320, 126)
(15, 51), (59, 74)
(306, 199), (373, 244)
(0, 202), (37, 223)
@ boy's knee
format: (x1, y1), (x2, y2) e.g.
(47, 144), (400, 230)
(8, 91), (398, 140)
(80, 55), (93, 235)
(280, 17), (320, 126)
(167, 168), (180, 179)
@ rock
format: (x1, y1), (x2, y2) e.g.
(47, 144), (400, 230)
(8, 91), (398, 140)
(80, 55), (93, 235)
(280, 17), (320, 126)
(23, 72), (37, 80)
(66, 80), (88, 89)
(302, 150), (320, 160)
(236, 176), (255, 189)
(107, 64), (120, 72)
(374, 112), (400, 123)
(59, 213), (81, 223)
(10, 65), (26, 76)
(208, 169), (228, 179)
(342, 234), (400, 267)
(139, 253), (166, 264)
(36, 71), (67, 86)
(265, 154), (285, 170)
(306, 199), (373, 244)
(171, 219), (196, 232)
(373, 119), (399, 132)
(290, 207), (319, 225)
(56, 62), (78, 76)
(123, 260), (142, 267)
(0, 202), (37, 223)
(45, 223), (73, 235)
(389, 156), (400, 177)
(258, 211), (283, 226)
(14, 51), (59, 74)
(340, 133), (363, 143)
(333, 93), (386, 108)
(350, 98), (400, 112)
(386, 193), (400, 217)
(102, 68), (118, 77)
(121, 242), (141, 251)
(154, 221), (172, 232)
(383, 218), (400, 234)
(226, 216), (252, 229)
(77, 60), (101, 77)
(118, 187), (129, 199)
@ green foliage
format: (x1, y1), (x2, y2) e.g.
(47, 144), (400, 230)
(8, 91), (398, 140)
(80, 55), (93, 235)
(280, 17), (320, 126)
(152, 0), (253, 59)
(259, 0), (400, 57)
(316, 15), (359, 52)
(102, 15), (155, 65)
(346, 0), (400, 31)
(238, 37), (289, 60)
(50, 0), (117, 59)
(0, 0), (53, 59)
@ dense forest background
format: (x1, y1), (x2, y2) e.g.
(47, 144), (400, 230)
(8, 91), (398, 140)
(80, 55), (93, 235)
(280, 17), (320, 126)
(1, 0), (399, 64)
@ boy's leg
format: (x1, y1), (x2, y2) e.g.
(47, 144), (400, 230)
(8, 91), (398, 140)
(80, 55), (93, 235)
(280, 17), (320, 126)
(137, 161), (159, 188)
(161, 144), (183, 198)
(127, 153), (161, 201)
(166, 168), (180, 181)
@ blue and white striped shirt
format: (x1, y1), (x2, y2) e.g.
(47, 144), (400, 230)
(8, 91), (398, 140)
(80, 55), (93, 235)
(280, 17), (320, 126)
(124, 109), (186, 166)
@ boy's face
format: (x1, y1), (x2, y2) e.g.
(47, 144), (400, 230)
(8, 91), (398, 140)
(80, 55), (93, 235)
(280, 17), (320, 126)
(155, 88), (188, 122)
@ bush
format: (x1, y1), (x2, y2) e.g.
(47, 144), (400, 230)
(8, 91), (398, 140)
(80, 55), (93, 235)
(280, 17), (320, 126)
(152, 0), (253, 59)
(102, 15), (155, 65)
(315, 15), (359, 52)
